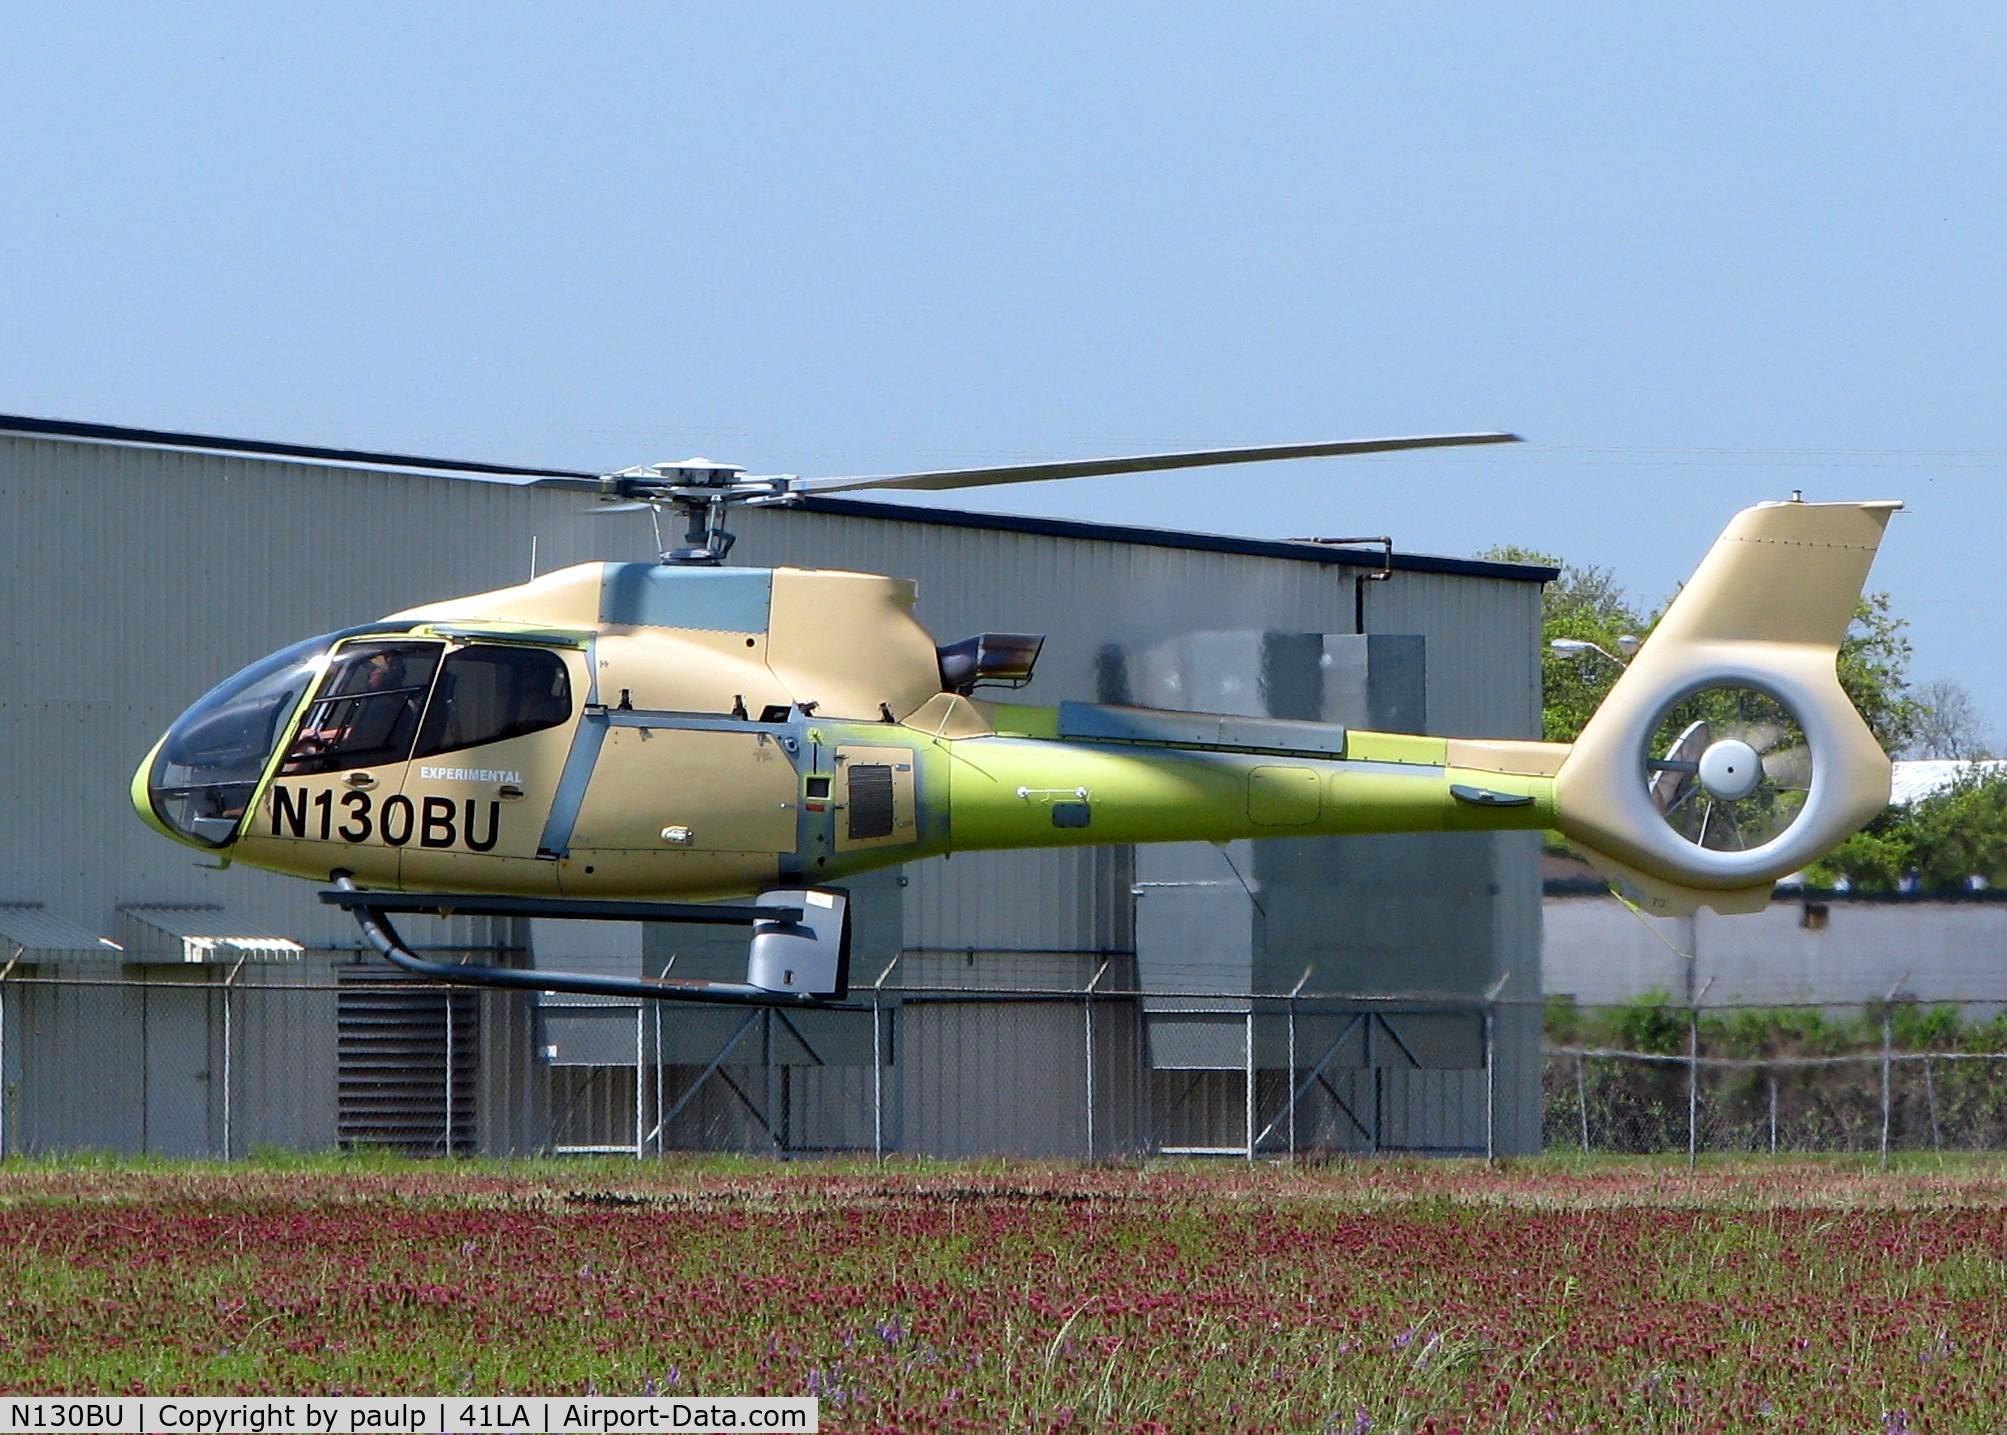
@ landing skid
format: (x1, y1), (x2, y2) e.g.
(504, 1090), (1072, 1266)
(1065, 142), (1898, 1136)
(323, 874), (851, 1005)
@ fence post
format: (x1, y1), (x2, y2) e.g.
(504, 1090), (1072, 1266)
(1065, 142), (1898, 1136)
(1923, 1057), (1940, 1156)
(1687, 1013), (1698, 1171)
(1244, 1006), (1256, 1162)
(1483, 973), (1509, 1163)
(221, 955), (246, 1161)
(872, 955), (900, 1166)
(1880, 1009), (1893, 1169)
(1084, 961), (1108, 1161)
(443, 992), (455, 1158)
(1287, 969), (1308, 1163)
(1768, 1070), (1778, 1155)
(1575, 1054), (1589, 1153)
(1880, 975), (1907, 1170)
(0, 947), (18, 1161)
(634, 1004), (645, 1161)
(1687, 978), (1713, 1171)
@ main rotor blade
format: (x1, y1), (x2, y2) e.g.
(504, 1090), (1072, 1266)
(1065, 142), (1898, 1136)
(782, 432), (1521, 497)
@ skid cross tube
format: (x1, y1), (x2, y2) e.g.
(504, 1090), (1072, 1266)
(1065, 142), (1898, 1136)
(325, 875), (832, 1006)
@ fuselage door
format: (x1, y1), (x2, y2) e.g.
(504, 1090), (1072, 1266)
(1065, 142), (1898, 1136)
(396, 642), (586, 895)
(238, 638), (445, 885)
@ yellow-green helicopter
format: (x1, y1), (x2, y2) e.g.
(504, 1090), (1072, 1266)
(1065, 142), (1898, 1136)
(132, 434), (1899, 1005)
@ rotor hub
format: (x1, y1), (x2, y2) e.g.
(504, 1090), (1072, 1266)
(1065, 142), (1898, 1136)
(1696, 738), (1763, 801)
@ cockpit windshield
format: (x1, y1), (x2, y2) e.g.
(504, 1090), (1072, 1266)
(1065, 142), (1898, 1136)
(147, 633), (332, 846)
(280, 641), (442, 776)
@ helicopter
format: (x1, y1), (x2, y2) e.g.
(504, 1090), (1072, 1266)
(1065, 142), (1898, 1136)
(131, 433), (1900, 1006)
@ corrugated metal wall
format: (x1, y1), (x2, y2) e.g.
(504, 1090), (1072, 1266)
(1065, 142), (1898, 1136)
(0, 429), (1547, 1155)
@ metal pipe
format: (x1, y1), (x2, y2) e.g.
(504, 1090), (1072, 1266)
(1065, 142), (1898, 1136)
(634, 1005), (645, 1161)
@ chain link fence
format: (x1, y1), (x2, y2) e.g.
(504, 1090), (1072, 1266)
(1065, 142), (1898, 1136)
(0, 957), (1521, 1161)
(1543, 997), (2007, 1159)
(12, 960), (1999, 1162)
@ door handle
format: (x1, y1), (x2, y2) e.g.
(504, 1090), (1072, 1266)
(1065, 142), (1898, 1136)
(345, 773), (378, 791)
(499, 784), (526, 800)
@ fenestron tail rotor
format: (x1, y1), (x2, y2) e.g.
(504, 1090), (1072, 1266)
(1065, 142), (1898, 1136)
(585, 433), (1521, 564)
(1553, 498), (1900, 916)
(1644, 685), (1814, 853)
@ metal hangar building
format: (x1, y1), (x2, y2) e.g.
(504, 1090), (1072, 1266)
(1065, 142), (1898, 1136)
(0, 415), (1554, 1159)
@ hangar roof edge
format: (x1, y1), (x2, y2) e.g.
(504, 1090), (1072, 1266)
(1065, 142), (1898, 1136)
(0, 412), (1558, 584)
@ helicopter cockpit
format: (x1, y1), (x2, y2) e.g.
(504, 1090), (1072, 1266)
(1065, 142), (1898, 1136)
(143, 631), (336, 847)
(140, 629), (574, 852)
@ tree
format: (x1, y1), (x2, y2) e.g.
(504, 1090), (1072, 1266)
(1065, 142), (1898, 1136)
(1481, 542), (1918, 754)
(1907, 678), (1998, 760)
(1809, 768), (2007, 891)
(1478, 545), (1642, 743)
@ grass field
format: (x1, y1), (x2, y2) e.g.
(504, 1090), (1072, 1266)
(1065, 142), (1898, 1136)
(3, 1155), (2004, 1432)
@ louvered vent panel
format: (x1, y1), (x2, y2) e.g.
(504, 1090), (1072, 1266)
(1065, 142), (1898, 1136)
(847, 765), (894, 839)
(337, 964), (478, 1154)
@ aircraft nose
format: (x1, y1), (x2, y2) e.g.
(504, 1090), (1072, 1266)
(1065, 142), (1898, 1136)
(135, 724), (253, 850)
(132, 634), (331, 852)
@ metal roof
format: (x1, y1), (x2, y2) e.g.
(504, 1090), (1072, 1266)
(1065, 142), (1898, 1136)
(0, 904), (118, 959)
(0, 412), (591, 483)
(115, 905), (306, 964)
(1890, 759), (2007, 806)
(0, 412), (1557, 584)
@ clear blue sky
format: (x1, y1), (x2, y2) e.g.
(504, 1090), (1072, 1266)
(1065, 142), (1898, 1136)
(5, 5), (2003, 738)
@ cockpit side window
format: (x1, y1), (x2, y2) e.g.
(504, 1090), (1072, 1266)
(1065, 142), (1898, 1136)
(414, 647), (572, 758)
(281, 641), (442, 775)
